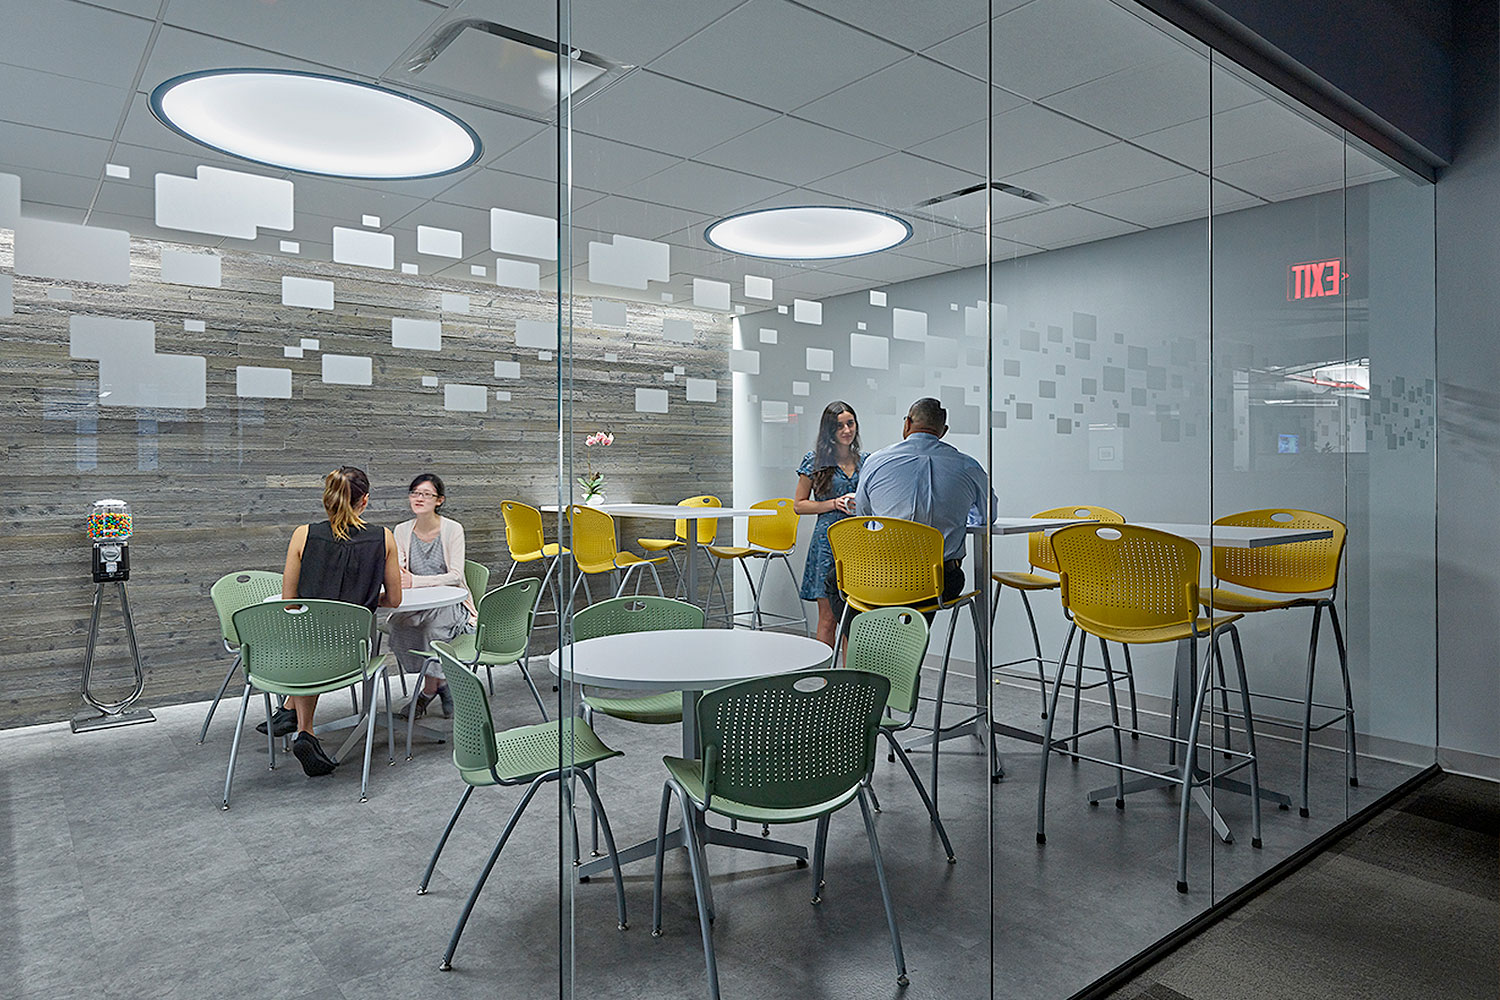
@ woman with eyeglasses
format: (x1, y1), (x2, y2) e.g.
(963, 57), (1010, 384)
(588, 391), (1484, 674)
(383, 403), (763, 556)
(272, 466), (403, 777)
(388, 473), (476, 720)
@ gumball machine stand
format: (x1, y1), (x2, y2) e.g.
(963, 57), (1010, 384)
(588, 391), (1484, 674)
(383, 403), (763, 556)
(73, 499), (155, 733)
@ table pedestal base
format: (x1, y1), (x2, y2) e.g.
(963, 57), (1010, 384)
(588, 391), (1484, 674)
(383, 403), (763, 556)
(575, 820), (808, 880)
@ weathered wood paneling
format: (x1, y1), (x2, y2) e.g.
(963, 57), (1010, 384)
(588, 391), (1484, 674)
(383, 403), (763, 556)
(0, 234), (732, 728)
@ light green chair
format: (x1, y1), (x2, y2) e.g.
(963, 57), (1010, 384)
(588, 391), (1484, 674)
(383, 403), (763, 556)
(572, 596), (704, 726)
(848, 607), (956, 863)
(420, 642), (627, 972)
(199, 569), (284, 744)
(223, 599), (392, 807)
(651, 668), (906, 1000)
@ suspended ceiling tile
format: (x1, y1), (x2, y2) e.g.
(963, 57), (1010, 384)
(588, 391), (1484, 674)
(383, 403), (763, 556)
(810, 0), (1013, 53)
(88, 179), (156, 219)
(0, 63), (129, 139)
(0, 166), (98, 214)
(645, 0), (907, 113)
(773, 268), (870, 298)
(794, 56), (996, 149)
(0, 1), (153, 89)
(574, 194), (711, 243)
(418, 97), (549, 168)
(109, 143), (246, 192)
(11, 202), (84, 224)
(1005, 141), (1189, 204)
(695, 116), (890, 187)
(806, 152), (982, 213)
(85, 210), (229, 249)
(991, 204), (1143, 249)
(1213, 145), (1347, 201)
(492, 132), (681, 189)
(381, 200), (491, 249)
(1133, 115), (1211, 172)
(1041, 51), (1212, 139)
(136, 26), (326, 95)
(85, 0), (166, 16)
(454, 0), (744, 66)
(621, 160), (791, 216)
(914, 103), (1115, 178)
(819, 251), (957, 284)
(570, 70), (779, 158)
(1077, 173), (1212, 227)
(1211, 99), (1339, 166)
(0, 120), (111, 180)
(286, 176), (428, 230)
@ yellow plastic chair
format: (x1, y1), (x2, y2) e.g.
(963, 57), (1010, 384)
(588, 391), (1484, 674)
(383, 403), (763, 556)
(567, 504), (667, 603)
(992, 505), (1138, 747)
(1038, 523), (1262, 893)
(827, 516), (983, 809)
(705, 498), (810, 635)
(1204, 509), (1354, 818)
(501, 501), (569, 621)
(637, 495), (729, 614)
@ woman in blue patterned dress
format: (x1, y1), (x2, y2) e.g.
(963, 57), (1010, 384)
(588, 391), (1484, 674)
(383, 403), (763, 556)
(794, 401), (864, 649)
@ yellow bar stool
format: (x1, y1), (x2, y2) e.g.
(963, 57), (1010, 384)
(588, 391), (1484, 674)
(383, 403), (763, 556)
(567, 504), (667, 604)
(501, 500), (569, 621)
(1204, 509), (1354, 818)
(636, 495), (729, 615)
(705, 497), (810, 635)
(827, 516), (983, 809)
(1038, 523), (1263, 893)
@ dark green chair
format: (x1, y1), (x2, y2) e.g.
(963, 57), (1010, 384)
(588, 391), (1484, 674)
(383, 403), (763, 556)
(651, 668), (906, 999)
(848, 607), (956, 863)
(421, 642), (627, 972)
(223, 599), (392, 807)
(200, 569), (284, 744)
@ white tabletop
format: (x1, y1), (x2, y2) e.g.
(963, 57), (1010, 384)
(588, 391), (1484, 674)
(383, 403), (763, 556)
(547, 630), (832, 692)
(542, 502), (774, 520)
(971, 516), (1099, 535)
(262, 583), (469, 611)
(1130, 522), (1334, 548)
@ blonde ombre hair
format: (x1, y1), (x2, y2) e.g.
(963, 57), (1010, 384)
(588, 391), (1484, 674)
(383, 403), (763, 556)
(323, 466), (370, 541)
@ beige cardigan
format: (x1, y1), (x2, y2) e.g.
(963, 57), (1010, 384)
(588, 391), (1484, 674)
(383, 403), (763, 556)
(393, 517), (477, 623)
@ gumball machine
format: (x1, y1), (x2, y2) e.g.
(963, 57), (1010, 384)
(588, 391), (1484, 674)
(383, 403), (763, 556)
(73, 499), (155, 732)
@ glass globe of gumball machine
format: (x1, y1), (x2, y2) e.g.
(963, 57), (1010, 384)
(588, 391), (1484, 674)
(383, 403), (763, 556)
(74, 499), (155, 732)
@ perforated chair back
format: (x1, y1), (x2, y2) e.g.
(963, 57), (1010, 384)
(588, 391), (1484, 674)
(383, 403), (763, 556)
(211, 570), (284, 647)
(828, 516), (945, 608)
(567, 504), (622, 573)
(1026, 505), (1125, 573)
(501, 501), (547, 560)
(1049, 524), (1200, 635)
(745, 497), (799, 552)
(676, 495), (721, 545)
(697, 669), (889, 811)
(474, 577), (543, 661)
(464, 560), (490, 606)
(231, 599), (373, 690)
(432, 642), (499, 779)
(1211, 509), (1346, 595)
(847, 607), (929, 718)
(572, 595), (704, 641)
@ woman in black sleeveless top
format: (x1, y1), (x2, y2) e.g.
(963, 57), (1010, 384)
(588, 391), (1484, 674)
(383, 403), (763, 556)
(274, 466), (403, 776)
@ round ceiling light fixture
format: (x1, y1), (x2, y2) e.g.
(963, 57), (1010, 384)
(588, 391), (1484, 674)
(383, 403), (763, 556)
(704, 206), (912, 260)
(150, 69), (482, 180)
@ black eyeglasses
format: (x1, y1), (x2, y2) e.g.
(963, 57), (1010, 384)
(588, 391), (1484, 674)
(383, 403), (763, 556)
(409, 490), (440, 500)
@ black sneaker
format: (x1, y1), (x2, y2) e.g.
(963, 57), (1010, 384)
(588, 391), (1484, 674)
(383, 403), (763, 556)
(292, 732), (337, 777)
(256, 706), (298, 737)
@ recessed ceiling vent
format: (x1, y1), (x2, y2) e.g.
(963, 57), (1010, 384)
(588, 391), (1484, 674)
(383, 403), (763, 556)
(391, 20), (627, 122)
(914, 181), (1049, 229)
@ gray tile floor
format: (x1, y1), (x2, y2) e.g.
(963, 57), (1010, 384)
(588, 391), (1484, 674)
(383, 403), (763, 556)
(0, 665), (1420, 1000)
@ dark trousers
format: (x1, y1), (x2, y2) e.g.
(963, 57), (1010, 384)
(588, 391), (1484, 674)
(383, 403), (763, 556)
(826, 560), (965, 634)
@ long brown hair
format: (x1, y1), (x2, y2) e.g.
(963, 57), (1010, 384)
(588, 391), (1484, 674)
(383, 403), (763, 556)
(323, 466), (370, 541)
(809, 401), (860, 499)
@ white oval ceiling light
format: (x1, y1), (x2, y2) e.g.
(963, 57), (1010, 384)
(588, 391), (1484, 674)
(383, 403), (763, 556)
(705, 206), (912, 260)
(151, 70), (481, 180)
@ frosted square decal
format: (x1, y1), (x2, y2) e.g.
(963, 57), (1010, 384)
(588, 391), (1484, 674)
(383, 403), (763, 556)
(592, 299), (627, 328)
(300, 338), (320, 351)
(793, 299), (822, 325)
(401, 262), (417, 274)
(490, 208), (557, 260)
(70, 316), (206, 409)
(663, 319), (695, 344)
(538, 351), (553, 360)
(693, 278), (731, 311)
(926, 338), (958, 368)
(603, 352), (619, 363)
(663, 372), (677, 381)
(361, 214), (380, 228)
(283, 346), (303, 358)
(857, 322), (866, 331)
(673, 366), (685, 375)
(849, 333), (889, 370)
(892, 308), (927, 342)
(322, 354), (372, 386)
(421, 376), (439, 387)
(0, 172), (18, 227)
(105, 163), (130, 179)
(416, 225), (463, 258)
(444, 383), (487, 412)
(730, 349), (760, 375)
(494, 360), (520, 379)
(792, 381), (809, 397)
(761, 400), (789, 423)
(155, 166), (293, 240)
(820, 373), (830, 381)
(635, 388), (669, 414)
(236, 366), (292, 399)
(777, 305), (787, 314)
(183, 320), (205, 333)
(441, 293), (470, 314)
(15, 218), (130, 285)
(661, 293), (674, 303)
(495, 390), (511, 401)
(470, 265), (487, 276)
(332, 227), (394, 269)
(0, 275), (10, 318)
(745, 275), (773, 300)
(806, 348), (834, 373)
(392, 317), (442, 351)
(282, 276), (334, 310)
(589, 235), (669, 290)
(686, 378), (716, 403)
(281, 241), (300, 254)
(515, 318), (558, 350)
(869, 290), (887, 307)
(495, 258), (541, 291)
(160, 249), (221, 288)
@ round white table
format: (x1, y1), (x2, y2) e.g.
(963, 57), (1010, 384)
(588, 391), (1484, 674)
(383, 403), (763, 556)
(547, 628), (834, 876)
(389, 584), (470, 612)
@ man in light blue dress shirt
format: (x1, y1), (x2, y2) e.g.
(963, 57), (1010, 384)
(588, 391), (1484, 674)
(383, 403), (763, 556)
(852, 397), (998, 602)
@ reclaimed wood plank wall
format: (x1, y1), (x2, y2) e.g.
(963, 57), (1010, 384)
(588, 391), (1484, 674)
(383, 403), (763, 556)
(0, 233), (732, 728)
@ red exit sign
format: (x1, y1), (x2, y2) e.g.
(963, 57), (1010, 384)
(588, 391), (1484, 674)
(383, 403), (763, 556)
(1287, 258), (1346, 300)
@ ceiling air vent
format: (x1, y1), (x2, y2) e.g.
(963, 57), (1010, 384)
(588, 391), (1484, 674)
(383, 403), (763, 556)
(914, 181), (1049, 229)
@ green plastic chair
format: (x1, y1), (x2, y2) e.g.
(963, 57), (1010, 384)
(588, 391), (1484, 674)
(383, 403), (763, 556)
(572, 596), (705, 726)
(651, 668), (906, 999)
(199, 570), (284, 744)
(420, 642), (627, 972)
(847, 607), (956, 863)
(463, 559), (489, 609)
(223, 599), (392, 807)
